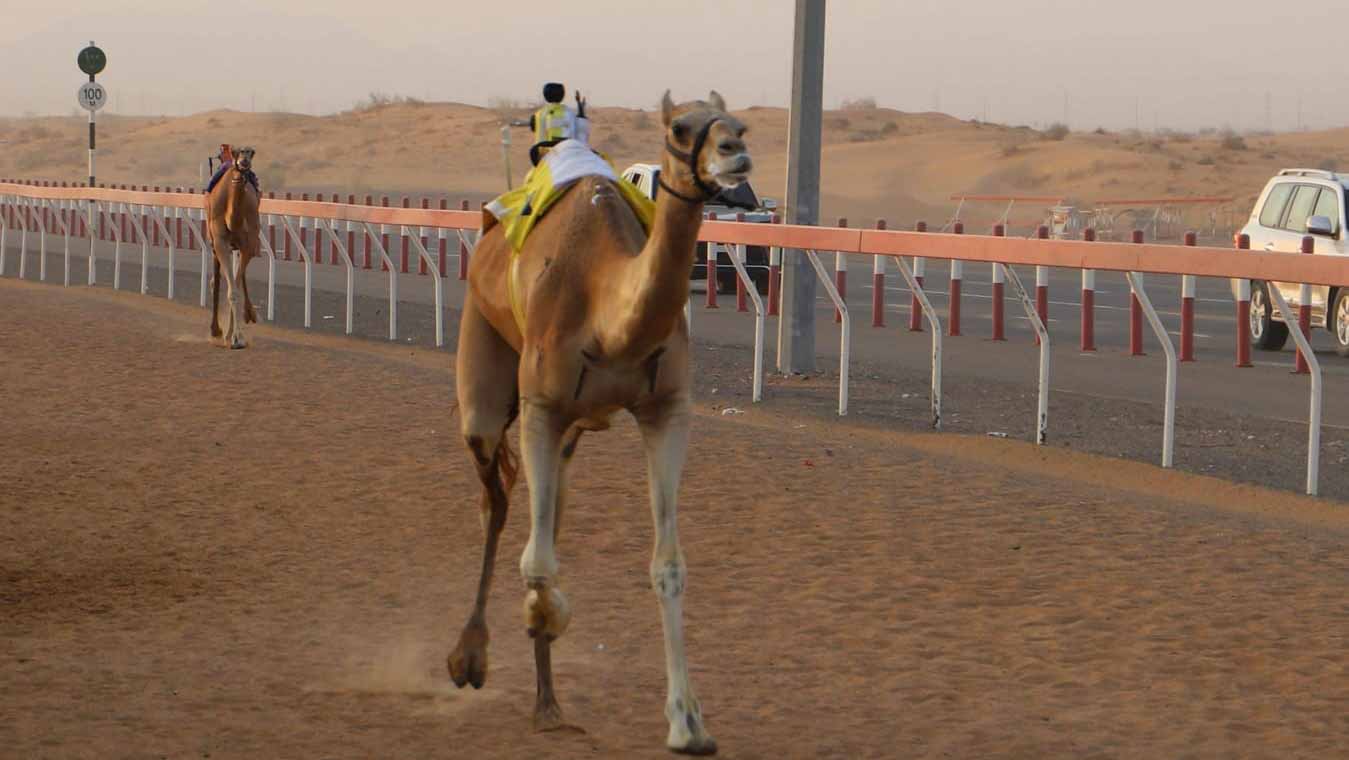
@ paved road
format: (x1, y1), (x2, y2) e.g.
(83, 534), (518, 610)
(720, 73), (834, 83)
(6, 230), (1345, 432)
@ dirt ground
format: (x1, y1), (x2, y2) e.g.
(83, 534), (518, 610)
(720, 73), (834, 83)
(3, 279), (1348, 760)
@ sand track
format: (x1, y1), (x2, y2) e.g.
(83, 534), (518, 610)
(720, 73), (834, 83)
(2, 279), (1346, 759)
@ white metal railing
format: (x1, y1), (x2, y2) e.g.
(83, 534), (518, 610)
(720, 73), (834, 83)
(0, 183), (1337, 496)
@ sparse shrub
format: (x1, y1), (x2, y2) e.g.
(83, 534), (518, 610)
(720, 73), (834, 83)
(633, 110), (653, 130)
(1042, 122), (1070, 141)
(1219, 130), (1247, 151)
(1168, 160), (1184, 171)
(1261, 152), (1277, 159)
(1001, 143), (1022, 158)
(1093, 126), (1108, 135)
(829, 116), (852, 130)
(840, 96), (877, 111)
(1197, 155), (1216, 166)
(206, 117), (223, 128)
(880, 121), (899, 136)
(1318, 158), (1339, 172)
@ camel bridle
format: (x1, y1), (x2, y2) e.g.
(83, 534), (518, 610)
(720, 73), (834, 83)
(658, 115), (724, 204)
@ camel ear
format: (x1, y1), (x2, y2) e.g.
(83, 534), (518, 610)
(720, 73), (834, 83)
(661, 90), (674, 126)
(708, 90), (726, 112)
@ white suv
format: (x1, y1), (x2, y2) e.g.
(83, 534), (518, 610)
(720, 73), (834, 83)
(1235, 169), (1349, 355)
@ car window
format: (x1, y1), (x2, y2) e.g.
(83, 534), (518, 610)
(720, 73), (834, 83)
(1259, 183), (1294, 228)
(1312, 186), (1341, 234)
(1282, 184), (1320, 233)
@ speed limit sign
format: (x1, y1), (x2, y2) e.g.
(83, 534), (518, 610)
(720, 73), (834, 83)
(77, 81), (108, 112)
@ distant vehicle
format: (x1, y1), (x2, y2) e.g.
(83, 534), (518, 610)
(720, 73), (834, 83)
(1233, 169), (1349, 355)
(621, 163), (776, 294)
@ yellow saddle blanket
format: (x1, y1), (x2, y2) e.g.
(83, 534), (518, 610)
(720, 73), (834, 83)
(482, 139), (656, 329)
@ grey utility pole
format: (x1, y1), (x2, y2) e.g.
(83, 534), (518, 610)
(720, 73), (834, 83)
(778, 0), (826, 374)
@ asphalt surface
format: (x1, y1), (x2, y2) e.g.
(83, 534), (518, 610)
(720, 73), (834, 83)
(5, 229), (1346, 435)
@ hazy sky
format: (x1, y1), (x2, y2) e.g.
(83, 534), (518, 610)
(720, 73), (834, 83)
(4, 0), (1343, 132)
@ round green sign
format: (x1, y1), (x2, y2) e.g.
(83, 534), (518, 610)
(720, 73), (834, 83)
(78, 46), (106, 76)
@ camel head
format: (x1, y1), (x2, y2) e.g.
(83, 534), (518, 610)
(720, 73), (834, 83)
(232, 146), (255, 173)
(658, 90), (752, 202)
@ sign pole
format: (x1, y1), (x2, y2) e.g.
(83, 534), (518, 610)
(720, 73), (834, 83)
(78, 40), (108, 285)
(88, 79), (96, 187)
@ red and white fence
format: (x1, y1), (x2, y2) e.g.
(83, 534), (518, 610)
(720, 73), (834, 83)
(1, 179), (1340, 496)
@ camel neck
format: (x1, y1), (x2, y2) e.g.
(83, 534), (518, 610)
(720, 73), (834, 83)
(598, 184), (704, 361)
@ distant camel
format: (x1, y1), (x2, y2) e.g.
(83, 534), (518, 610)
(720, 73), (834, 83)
(447, 91), (752, 755)
(204, 146), (261, 348)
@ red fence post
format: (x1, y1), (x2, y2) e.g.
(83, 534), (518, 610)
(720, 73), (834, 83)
(283, 193), (294, 260)
(834, 217), (848, 323)
(315, 194), (327, 264)
(300, 193), (311, 261)
(175, 187), (185, 247)
(948, 221), (963, 336)
(1035, 225), (1050, 346)
(732, 212), (748, 312)
(458, 199), (471, 279)
(909, 221), (926, 332)
(345, 194), (356, 265)
(380, 196), (391, 271)
(1235, 234), (1253, 368)
(364, 195), (374, 269)
(267, 192), (276, 257)
(704, 211), (719, 309)
(991, 224), (1006, 341)
(1296, 235), (1314, 374)
(1080, 228), (1097, 351)
(1130, 229), (1145, 356)
(871, 219), (887, 327)
(438, 199), (449, 276)
(395, 196), (408, 272)
(1180, 231), (1198, 362)
(767, 213), (782, 317)
(419, 198), (431, 275)
(151, 187), (161, 246)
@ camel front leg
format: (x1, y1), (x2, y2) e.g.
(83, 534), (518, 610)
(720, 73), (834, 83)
(638, 402), (716, 756)
(219, 248), (247, 349)
(517, 400), (571, 731)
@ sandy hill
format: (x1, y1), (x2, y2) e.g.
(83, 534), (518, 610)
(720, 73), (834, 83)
(3, 102), (1347, 236)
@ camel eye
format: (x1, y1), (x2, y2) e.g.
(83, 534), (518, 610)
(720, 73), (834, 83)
(671, 121), (689, 141)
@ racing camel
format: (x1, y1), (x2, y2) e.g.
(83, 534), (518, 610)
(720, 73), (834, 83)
(447, 91), (752, 755)
(204, 146), (261, 348)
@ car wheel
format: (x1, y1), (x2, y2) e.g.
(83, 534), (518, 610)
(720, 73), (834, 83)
(1250, 281), (1289, 351)
(1332, 289), (1349, 357)
(716, 268), (740, 295)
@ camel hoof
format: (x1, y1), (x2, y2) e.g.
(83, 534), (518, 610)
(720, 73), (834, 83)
(447, 629), (489, 689)
(668, 708), (717, 756)
(210, 325), (222, 339)
(669, 735), (718, 756)
(245, 307), (258, 324)
(229, 336), (247, 350)
(533, 699), (570, 733)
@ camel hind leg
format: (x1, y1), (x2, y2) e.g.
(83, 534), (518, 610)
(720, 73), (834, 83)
(238, 236), (260, 323)
(448, 292), (521, 690)
(209, 256), (222, 339)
